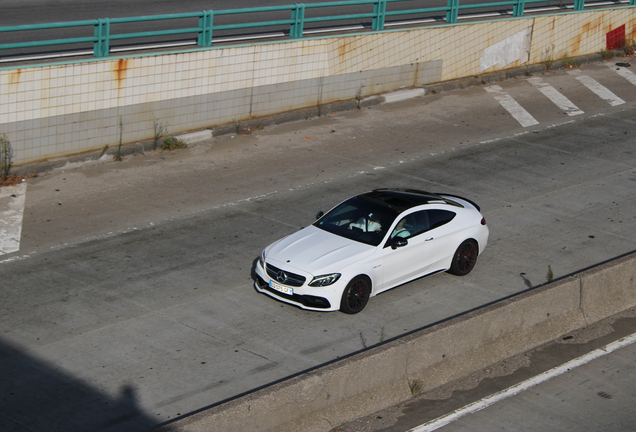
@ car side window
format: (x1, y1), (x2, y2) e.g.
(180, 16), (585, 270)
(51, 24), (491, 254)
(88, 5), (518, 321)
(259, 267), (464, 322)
(390, 211), (430, 240)
(426, 209), (456, 231)
(389, 209), (456, 241)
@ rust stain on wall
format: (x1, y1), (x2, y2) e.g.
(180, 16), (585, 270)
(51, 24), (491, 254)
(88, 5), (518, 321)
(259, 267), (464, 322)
(113, 59), (128, 94)
(572, 17), (603, 56)
(571, 34), (582, 56)
(603, 17), (618, 36)
(338, 39), (356, 62)
(9, 69), (21, 86)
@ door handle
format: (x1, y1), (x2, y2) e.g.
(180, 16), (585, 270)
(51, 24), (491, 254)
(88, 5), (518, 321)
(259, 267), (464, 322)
(425, 237), (434, 241)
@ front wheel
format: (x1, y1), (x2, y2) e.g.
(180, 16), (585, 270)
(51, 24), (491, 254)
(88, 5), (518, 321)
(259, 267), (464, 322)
(340, 276), (371, 314)
(448, 240), (478, 276)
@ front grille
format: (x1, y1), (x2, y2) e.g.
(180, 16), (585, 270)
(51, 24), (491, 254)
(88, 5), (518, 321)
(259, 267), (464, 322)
(256, 275), (331, 309)
(265, 263), (306, 287)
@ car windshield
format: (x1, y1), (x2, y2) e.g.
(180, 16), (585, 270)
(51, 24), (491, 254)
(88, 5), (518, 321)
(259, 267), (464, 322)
(313, 197), (399, 246)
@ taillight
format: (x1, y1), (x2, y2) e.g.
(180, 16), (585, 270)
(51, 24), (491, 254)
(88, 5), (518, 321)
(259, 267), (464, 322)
(481, 217), (486, 225)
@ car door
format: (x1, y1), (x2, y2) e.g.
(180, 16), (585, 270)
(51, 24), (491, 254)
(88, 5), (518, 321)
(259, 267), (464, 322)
(379, 209), (457, 292)
(419, 209), (460, 269)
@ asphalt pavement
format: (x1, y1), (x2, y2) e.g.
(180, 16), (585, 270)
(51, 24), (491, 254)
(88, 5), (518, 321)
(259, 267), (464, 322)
(1, 60), (636, 431)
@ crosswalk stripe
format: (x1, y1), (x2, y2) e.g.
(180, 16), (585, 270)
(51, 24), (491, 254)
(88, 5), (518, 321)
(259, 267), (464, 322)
(485, 85), (539, 127)
(609, 63), (636, 86)
(0, 183), (27, 255)
(527, 77), (584, 116)
(568, 70), (625, 106)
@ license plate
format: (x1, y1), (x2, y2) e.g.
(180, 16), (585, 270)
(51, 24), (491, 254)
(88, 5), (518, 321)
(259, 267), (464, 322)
(269, 280), (293, 295)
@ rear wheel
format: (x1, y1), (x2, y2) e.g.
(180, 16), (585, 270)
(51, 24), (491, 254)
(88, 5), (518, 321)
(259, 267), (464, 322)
(449, 240), (478, 276)
(340, 276), (371, 314)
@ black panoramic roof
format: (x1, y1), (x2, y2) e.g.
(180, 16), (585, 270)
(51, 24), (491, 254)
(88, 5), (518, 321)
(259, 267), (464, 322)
(358, 188), (449, 212)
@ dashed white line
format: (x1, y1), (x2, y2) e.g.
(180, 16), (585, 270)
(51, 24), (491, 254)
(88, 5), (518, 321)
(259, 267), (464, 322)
(408, 331), (636, 432)
(0, 182), (27, 255)
(528, 77), (584, 116)
(485, 85), (539, 127)
(568, 70), (625, 106)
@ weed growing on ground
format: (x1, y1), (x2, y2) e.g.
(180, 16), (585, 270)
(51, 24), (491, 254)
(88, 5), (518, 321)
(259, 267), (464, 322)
(355, 86), (364, 109)
(0, 134), (12, 181)
(542, 44), (555, 71)
(153, 117), (169, 151)
(379, 326), (387, 343)
(600, 49), (614, 60)
(409, 379), (423, 395)
(0, 136), (38, 187)
(162, 137), (188, 151)
(561, 56), (579, 69)
(624, 39), (635, 56)
(546, 265), (554, 283)
(114, 116), (124, 161)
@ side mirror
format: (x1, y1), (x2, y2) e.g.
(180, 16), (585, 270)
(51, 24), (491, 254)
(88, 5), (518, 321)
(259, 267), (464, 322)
(316, 211), (324, 220)
(390, 237), (408, 250)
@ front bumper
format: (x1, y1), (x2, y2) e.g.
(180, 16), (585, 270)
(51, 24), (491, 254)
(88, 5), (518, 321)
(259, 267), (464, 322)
(254, 261), (341, 311)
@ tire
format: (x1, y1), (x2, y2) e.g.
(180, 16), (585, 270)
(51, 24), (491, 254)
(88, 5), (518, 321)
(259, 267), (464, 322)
(449, 240), (478, 276)
(340, 276), (371, 314)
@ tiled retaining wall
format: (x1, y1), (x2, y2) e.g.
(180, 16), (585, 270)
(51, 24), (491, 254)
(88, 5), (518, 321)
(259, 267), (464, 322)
(1, 8), (635, 164)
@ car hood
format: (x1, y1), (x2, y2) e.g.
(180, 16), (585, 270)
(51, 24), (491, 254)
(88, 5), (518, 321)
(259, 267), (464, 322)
(265, 225), (375, 275)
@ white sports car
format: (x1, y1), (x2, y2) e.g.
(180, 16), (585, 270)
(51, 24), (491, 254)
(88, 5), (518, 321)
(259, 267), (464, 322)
(254, 188), (489, 314)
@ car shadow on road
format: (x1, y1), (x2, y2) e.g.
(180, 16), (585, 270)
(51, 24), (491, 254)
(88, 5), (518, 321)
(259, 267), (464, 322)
(0, 338), (156, 432)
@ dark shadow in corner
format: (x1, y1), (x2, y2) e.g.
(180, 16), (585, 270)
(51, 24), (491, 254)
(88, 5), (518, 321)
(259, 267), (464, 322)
(0, 338), (156, 432)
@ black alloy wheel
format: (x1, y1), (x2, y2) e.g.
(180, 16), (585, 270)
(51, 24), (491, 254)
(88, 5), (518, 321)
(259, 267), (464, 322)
(340, 276), (371, 314)
(449, 240), (478, 276)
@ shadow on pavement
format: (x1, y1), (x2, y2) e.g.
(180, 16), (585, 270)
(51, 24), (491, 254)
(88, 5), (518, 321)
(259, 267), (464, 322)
(0, 338), (156, 432)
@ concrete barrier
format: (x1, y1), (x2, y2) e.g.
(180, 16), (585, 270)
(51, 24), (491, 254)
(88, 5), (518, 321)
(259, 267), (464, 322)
(403, 276), (586, 393)
(580, 253), (636, 324)
(157, 250), (636, 432)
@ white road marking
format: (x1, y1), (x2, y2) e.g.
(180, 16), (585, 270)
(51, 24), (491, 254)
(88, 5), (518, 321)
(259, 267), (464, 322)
(0, 182), (27, 255)
(609, 63), (636, 86)
(527, 77), (584, 116)
(408, 331), (636, 432)
(568, 70), (625, 106)
(485, 85), (539, 127)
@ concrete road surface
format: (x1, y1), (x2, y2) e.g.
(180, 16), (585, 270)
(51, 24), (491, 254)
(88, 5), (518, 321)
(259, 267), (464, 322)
(1, 60), (636, 431)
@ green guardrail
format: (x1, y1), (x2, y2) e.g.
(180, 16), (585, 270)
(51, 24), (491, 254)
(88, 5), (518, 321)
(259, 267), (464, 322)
(0, 0), (634, 59)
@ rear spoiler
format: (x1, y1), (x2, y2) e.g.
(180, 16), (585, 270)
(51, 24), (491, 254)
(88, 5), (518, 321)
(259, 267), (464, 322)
(436, 193), (481, 212)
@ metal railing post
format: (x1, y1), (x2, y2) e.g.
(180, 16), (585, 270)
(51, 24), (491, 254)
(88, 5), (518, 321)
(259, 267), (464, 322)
(446, 0), (459, 24)
(94, 18), (110, 57)
(513, 0), (526, 16)
(574, 0), (585, 9)
(198, 10), (213, 47)
(372, 0), (387, 31)
(290, 3), (305, 38)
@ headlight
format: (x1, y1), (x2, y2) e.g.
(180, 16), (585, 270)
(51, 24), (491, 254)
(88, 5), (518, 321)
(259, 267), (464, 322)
(259, 250), (266, 268)
(309, 273), (341, 287)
